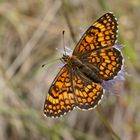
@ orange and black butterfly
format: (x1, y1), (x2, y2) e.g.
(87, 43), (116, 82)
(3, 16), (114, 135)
(43, 12), (124, 118)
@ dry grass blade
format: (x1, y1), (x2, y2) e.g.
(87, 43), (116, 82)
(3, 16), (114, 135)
(6, 0), (62, 79)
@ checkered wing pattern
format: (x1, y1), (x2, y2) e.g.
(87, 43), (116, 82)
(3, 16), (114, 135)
(80, 47), (123, 81)
(73, 12), (118, 56)
(72, 71), (104, 109)
(44, 65), (75, 118)
(43, 12), (123, 118)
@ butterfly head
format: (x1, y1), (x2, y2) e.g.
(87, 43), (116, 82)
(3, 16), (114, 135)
(61, 54), (70, 63)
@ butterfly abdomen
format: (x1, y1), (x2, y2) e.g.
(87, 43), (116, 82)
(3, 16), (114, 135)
(70, 56), (103, 83)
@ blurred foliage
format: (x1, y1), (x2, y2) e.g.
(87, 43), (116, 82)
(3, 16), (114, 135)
(0, 0), (140, 140)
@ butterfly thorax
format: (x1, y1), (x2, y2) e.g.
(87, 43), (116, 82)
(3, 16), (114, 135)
(62, 54), (103, 83)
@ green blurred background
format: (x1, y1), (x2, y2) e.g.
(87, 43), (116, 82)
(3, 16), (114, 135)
(0, 0), (139, 140)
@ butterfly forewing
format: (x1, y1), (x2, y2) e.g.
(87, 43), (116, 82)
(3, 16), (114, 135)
(44, 65), (76, 118)
(73, 12), (118, 56)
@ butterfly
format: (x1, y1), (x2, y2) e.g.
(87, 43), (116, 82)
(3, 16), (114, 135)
(43, 12), (123, 118)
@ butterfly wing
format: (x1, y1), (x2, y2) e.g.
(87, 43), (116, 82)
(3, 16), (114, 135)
(72, 12), (123, 81)
(72, 70), (104, 110)
(73, 12), (118, 56)
(80, 47), (123, 81)
(44, 65), (75, 118)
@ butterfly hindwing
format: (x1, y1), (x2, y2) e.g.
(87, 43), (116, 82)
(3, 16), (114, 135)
(73, 12), (118, 56)
(72, 71), (104, 110)
(80, 47), (123, 81)
(44, 65), (76, 118)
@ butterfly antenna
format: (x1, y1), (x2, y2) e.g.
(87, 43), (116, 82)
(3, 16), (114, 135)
(41, 58), (60, 68)
(62, 30), (66, 55)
